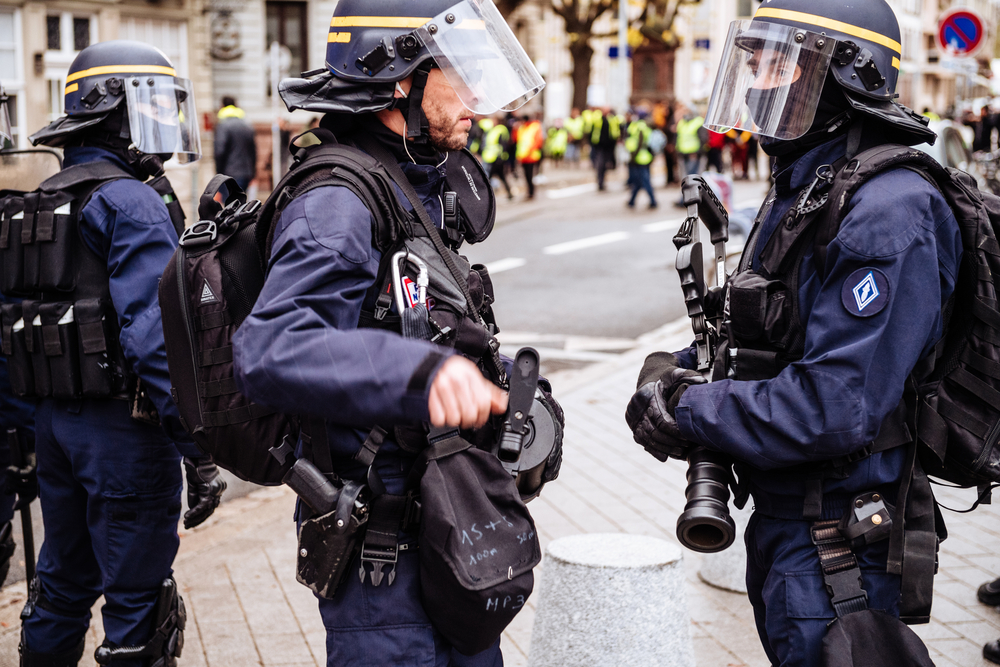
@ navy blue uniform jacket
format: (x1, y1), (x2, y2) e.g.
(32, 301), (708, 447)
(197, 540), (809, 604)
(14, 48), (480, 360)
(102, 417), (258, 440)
(233, 158), (453, 482)
(674, 137), (963, 518)
(65, 147), (197, 455)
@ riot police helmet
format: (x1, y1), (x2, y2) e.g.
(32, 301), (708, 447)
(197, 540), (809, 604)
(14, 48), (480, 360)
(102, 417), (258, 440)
(0, 83), (12, 149)
(30, 40), (202, 162)
(704, 0), (933, 145)
(279, 0), (544, 118)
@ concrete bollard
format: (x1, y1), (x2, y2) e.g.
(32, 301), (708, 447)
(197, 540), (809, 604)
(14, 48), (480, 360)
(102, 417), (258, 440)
(698, 502), (753, 594)
(527, 533), (694, 667)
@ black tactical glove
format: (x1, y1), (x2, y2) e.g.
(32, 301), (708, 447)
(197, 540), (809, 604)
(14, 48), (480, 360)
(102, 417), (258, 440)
(183, 457), (226, 529)
(6, 450), (37, 511)
(626, 352), (707, 462)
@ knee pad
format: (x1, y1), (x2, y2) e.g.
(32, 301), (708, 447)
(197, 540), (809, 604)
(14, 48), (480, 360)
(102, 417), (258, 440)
(93, 577), (186, 667)
(19, 629), (85, 667)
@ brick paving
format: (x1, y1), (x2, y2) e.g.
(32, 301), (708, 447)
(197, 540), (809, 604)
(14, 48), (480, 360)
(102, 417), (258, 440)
(0, 318), (997, 665)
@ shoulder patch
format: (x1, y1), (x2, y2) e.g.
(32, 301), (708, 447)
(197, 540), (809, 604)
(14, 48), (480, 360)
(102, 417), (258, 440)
(842, 268), (890, 317)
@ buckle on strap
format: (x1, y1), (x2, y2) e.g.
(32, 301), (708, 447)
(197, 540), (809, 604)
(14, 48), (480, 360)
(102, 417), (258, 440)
(359, 539), (398, 587)
(811, 518), (869, 616)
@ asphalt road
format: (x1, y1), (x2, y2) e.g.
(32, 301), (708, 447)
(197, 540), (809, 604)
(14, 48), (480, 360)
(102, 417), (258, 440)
(462, 166), (771, 342)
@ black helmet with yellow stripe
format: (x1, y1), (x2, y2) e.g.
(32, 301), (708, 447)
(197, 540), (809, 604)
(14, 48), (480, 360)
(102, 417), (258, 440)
(704, 0), (933, 146)
(30, 40), (202, 162)
(279, 0), (543, 124)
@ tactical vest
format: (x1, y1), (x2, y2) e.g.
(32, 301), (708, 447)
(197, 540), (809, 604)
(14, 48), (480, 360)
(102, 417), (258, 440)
(0, 161), (183, 402)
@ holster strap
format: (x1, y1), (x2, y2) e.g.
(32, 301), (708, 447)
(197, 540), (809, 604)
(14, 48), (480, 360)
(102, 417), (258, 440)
(811, 518), (869, 616)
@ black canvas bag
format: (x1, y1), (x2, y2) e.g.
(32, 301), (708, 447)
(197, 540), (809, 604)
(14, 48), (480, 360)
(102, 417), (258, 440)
(408, 430), (541, 656)
(822, 610), (935, 667)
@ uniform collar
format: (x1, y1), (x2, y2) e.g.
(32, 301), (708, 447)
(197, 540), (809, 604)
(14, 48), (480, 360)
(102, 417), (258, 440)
(774, 135), (848, 195)
(62, 146), (137, 177)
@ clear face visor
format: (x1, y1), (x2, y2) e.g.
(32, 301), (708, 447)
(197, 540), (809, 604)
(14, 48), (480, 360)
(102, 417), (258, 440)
(0, 90), (12, 149)
(124, 75), (201, 163)
(415, 0), (545, 115)
(704, 20), (836, 141)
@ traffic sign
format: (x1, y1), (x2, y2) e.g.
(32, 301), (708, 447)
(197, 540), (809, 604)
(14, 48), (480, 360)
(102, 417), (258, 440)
(937, 8), (986, 57)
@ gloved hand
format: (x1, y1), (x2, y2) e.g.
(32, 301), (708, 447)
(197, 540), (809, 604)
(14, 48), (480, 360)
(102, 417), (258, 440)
(626, 354), (707, 462)
(183, 457), (226, 529)
(6, 451), (38, 511)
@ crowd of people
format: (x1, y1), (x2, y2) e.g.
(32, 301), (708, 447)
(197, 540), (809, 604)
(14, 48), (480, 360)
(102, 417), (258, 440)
(465, 101), (765, 206)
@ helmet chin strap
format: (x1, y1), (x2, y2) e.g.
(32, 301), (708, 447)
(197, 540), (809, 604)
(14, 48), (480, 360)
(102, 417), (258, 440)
(391, 62), (433, 144)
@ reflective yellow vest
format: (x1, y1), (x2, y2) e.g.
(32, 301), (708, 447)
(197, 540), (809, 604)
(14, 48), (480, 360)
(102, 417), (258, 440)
(545, 127), (568, 158)
(625, 120), (653, 165)
(590, 113), (621, 144)
(482, 124), (510, 164)
(676, 116), (704, 155)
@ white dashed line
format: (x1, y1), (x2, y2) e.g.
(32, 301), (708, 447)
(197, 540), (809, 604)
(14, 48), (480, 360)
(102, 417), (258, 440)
(546, 183), (597, 199)
(486, 257), (527, 274)
(642, 218), (684, 233)
(542, 231), (630, 255)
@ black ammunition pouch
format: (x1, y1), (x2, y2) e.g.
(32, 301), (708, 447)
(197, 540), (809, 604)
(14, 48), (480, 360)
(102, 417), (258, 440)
(1, 298), (128, 400)
(1, 190), (77, 295)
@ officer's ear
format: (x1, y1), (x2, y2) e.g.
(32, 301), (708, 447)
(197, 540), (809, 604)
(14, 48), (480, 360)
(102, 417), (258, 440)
(394, 76), (413, 100)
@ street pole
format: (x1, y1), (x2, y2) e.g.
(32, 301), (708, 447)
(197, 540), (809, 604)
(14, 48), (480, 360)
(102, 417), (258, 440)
(270, 41), (282, 191)
(617, 0), (629, 112)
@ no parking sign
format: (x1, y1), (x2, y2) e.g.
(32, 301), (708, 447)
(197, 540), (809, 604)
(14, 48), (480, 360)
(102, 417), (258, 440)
(937, 8), (986, 57)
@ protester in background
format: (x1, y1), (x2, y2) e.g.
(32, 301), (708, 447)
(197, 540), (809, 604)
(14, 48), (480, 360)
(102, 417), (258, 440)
(482, 114), (514, 200)
(590, 106), (620, 191)
(515, 113), (544, 200)
(664, 101), (679, 185)
(625, 110), (657, 209)
(726, 128), (753, 180)
(675, 103), (704, 177)
(965, 104), (995, 153)
(564, 108), (585, 166)
(214, 95), (257, 191)
(545, 121), (568, 163)
(705, 129), (726, 173)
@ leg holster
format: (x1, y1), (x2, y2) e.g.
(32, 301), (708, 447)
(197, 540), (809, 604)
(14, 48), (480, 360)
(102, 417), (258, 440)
(93, 577), (186, 667)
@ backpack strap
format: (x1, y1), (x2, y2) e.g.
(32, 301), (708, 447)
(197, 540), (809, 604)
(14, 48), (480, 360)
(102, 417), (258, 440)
(810, 519), (869, 616)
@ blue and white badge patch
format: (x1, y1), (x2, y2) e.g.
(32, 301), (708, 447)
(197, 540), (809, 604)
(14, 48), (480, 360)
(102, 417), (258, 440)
(842, 268), (890, 317)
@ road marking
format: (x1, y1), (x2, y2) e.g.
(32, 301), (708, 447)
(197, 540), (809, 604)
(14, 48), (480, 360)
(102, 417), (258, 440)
(642, 218), (683, 233)
(486, 257), (527, 274)
(542, 231), (630, 255)
(546, 182), (597, 199)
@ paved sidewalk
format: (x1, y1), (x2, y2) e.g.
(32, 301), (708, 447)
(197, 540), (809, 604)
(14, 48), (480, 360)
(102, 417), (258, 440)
(0, 319), (998, 665)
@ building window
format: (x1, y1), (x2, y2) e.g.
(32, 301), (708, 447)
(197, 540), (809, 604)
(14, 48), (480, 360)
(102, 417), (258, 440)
(1, 7), (23, 146)
(266, 2), (307, 80)
(46, 14), (92, 56)
(640, 58), (658, 92)
(73, 17), (91, 51)
(46, 16), (60, 50)
(120, 18), (189, 75)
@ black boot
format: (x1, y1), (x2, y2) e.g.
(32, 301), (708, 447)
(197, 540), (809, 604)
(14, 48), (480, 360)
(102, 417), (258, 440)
(979, 577), (1000, 606)
(984, 639), (1000, 665)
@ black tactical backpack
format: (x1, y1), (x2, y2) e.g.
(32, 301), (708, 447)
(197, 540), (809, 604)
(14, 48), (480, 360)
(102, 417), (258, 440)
(158, 135), (408, 485)
(808, 145), (1000, 493)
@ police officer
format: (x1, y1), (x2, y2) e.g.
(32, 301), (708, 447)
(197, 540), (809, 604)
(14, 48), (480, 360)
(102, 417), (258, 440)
(233, 0), (553, 664)
(0, 83), (39, 589)
(627, 1), (959, 665)
(9, 41), (225, 665)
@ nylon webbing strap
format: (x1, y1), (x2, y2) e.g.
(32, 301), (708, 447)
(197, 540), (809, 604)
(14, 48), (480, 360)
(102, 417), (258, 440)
(194, 311), (232, 331)
(354, 426), (387, 467)
(363, 493), (407, 559)
(299, 416), (334, 476)
(198, 346), (233, 367)
(202, 402), (275, 427)
(811, 519), (869, 617)
(198, 377), (239, 398)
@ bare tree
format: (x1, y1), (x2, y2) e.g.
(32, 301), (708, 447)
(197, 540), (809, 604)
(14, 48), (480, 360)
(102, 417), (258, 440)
(548, 0), (697, 111)
(494, 0), (531, 19)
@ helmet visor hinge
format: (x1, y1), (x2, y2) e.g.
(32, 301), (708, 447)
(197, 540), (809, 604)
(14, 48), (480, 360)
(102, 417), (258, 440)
(395, 32), (422, 61)
(81, 81), (107, 109)
(833, 41), (860, 67)
(356, 37), (396, 77)
(854, 48), (886, 92)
